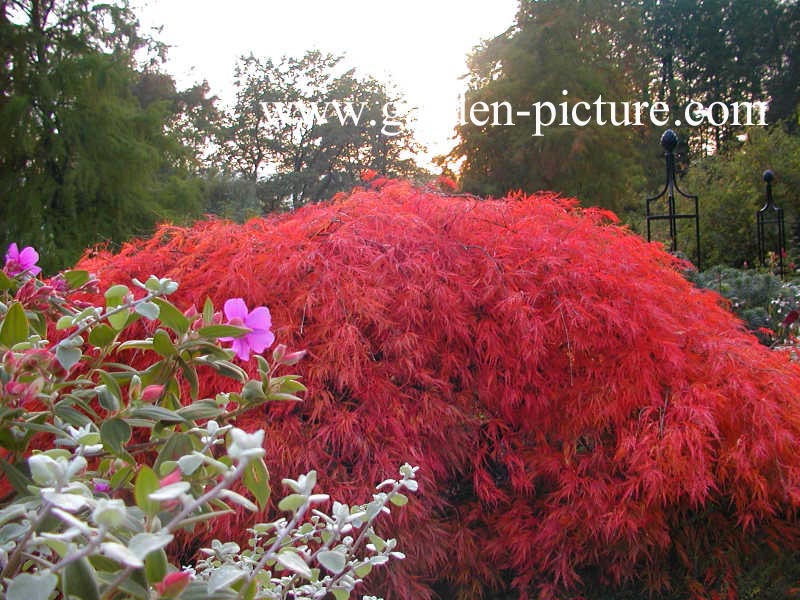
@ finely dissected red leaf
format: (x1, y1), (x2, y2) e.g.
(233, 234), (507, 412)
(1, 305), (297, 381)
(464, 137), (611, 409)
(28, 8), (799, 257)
(78, 180), (800, 599)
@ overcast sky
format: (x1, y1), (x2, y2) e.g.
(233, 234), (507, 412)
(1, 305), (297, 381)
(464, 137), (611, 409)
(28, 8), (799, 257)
(134, 0), (519, 161)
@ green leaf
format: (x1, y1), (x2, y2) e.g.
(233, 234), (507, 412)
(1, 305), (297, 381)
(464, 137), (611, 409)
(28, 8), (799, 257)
(178, 357), (199, 400)
(105, 284), (130, 301)
(0, 270), (14, 291)
(88, 323), (117, 347)
(109, 465), (133, 489)
(152, 329), (177, 357)
(0, 302), (29, 347)
(266, 392), (304, 402)
(317, 549), (347, 574)
(144, 549), (168, 585)
(332, 588), (351, 600)
(134, 465), (160, 517)
(108, 307), (132, 331)
(197, 325), (250, 339)
(152, 298), (190, 335)
(98, 372), (123, 406)
(154, 433), (195, 473)
(243, 457), (270, 510)
(63, 557), (100, 600)
(177, 400), (222, 420)
(96, 385), (120, 413)
(390, 493), (409, 506)
(101, 418), (132, 457)
(130, 406), (186, 424)
(56, 315), (75, 330)
(276, 549), (312, 579)
(0, 460), (32, 494)
(117, 339), (154, 351)
(54, 403), (91, 427)
(241, 380), (267, 402)
(64, 269), (90, 289)
(134, 301), (160, 320)
(354, 562), (373, 578)
(202, 296), (215, 325)
(7, 571), (58, 600)
(277, 493), (306, 513)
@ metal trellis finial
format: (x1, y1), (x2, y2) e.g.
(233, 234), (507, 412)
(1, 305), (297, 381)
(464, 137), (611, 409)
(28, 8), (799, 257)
(757, 169), (785, 278)
(645, 130), (701, 268)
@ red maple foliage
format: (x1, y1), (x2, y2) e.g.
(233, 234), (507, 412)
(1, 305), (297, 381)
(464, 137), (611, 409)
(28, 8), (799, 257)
(78, 180), (800, 599)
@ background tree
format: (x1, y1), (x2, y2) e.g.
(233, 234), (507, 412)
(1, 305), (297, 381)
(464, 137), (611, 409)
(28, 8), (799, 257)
(451, 0), (800, 267)
(685, 123), (800, 268)
(215, 50), (425, 211)
(0, 0), (205, 272)
(451, 0), (655, 218)
(648, 0), (788, 153)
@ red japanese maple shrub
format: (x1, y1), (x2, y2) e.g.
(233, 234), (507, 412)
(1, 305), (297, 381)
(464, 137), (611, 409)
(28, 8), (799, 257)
(78, 180), (800, 599)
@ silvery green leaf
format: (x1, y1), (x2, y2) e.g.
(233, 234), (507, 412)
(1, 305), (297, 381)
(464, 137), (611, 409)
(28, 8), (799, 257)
(148, 482), (190, 501)
(102, 541), (144, 568)
(41, 490), (87, 512)
(177, 453), (204, 476)
(91, 498), (126, 528)
(317, 549), (347, 574)
(0, 522), (26, 544)
(0, 504), (26, 527)
(207, 564), (246, 594)
(134, 301), (160, 320)
(28, 454), (61, 487)
(6, 571), (58, 600)
(277, 549), (312, 579)
(218, 489), (257, 512)
(55, 343), (82, 370)
(402, 479), (419, 492)
(128, 532), (174, 560)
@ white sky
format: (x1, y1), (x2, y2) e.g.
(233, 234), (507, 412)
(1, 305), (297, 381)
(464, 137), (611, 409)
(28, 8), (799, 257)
(134, 0), (519, 164)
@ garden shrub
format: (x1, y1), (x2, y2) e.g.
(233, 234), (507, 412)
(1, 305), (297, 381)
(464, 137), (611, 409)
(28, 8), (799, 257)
(78, 179), (800, 599)
(0, 250), (415, 600)
(690, 265), (800, 345)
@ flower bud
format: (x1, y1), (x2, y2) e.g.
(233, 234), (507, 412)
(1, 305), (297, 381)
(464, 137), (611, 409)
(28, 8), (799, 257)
(141, 384), (165, 403)
(154, 570), (192, 598)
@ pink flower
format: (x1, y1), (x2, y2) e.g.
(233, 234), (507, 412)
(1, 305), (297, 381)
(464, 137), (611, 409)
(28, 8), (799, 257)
(4, 243), (41, 277)
(219, 298), (275, 361)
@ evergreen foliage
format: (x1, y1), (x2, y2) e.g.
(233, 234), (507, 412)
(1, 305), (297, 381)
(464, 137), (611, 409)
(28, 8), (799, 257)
(0, 1), (205, 273)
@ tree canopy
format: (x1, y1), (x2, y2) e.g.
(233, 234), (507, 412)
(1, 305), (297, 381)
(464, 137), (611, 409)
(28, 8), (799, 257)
(450, 0), (800, 242)
(214, 51), (425, 211)
(0, 0), (208, 272)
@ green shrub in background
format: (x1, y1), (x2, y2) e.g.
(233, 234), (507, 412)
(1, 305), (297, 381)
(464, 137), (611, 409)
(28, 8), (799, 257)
(690, 265), (800, 345)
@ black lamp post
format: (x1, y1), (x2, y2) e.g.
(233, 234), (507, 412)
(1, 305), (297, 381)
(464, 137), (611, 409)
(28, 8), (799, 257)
(756, 169), (785, 278)
(645, 130), (701, 268)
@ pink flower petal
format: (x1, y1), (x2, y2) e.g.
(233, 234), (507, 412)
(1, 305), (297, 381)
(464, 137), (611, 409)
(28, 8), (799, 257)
(19, 246), (38, 267)
(246, 330), (275, 354)
(223, 298), (249, 321)
(5, 243), (19, 262)
(230, 338), (251, 361)
(245, 306), (272, 331)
